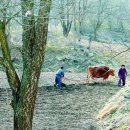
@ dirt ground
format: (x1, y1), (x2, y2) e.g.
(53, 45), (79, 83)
(0, 72), (121, 130)
(0, 72), (87, 88)
(0, 71), (117, 88)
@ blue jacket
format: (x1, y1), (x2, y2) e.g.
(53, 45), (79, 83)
(56, 69), (64, 77)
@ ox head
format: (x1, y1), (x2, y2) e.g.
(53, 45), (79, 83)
(109, 69), (115, 76)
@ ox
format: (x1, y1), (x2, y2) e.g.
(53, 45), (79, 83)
(86, 66), (115, 83)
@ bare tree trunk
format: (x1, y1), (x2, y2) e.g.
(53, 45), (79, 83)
(93, 29), (97, 41)
(88, 35), (93, 51)
(12, 0), (52, 130)
(60, 0), (72, 37)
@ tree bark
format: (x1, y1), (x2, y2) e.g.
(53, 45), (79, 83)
(12, 0), (52, 130)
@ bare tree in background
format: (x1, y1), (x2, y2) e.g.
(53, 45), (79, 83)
(60, 0), (73, 37)
(87, 0), (111, 50)
(72, 0), (88, 38)
(78, 0), (88, 35)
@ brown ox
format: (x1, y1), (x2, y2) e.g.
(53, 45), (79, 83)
(86, 66), (115, 83)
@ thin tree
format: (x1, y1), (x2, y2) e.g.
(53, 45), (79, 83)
(78, 0), (88, 35)
(60, 0), (73, 37)
(87, 0), (111, 50)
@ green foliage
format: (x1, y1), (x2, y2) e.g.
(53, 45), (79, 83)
(127, 104), (130, 111)
(120, 124), (130, 130)
(42, 42), (109, 72)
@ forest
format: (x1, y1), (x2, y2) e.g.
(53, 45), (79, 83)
(0, 0), (130, 130)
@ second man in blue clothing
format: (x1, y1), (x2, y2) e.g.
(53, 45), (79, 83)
(54, 66), (65, 89)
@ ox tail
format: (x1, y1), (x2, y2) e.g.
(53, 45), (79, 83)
(86, 67), (90, 84)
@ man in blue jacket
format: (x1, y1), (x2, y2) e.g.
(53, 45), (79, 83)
(54, 66), (64, 89)
(118, 65), (127, 86)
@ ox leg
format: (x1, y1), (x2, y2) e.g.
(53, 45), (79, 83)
(86, 75), (90, 84)
(87, 74), (93, 84)
(91, 77), (96, 84)
(103, 78), (107, 84)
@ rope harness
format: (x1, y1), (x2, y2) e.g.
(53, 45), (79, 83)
(63, 77), (87, 84)
(95, 68), (111, 78)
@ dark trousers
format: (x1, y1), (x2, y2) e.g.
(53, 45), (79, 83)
(118, 76), (126, 86)
(55, 75), (62, 89)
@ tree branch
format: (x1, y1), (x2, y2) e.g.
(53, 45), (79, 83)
(0, 21), (20, 93)
(111, 48), (130, 59)
(6, 11), (21, 24)
(0, 57), (5, 66)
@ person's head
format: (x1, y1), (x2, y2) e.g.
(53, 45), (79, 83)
(121, 65), (125, 69)
(61, 66), (64, 69)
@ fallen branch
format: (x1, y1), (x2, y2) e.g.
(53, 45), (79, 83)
(63, 77), (83, 82)
(111, 47), (130, 59)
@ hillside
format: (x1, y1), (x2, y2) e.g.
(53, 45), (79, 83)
(97, 80), (130, 130)
(7, 33), (130, 74)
